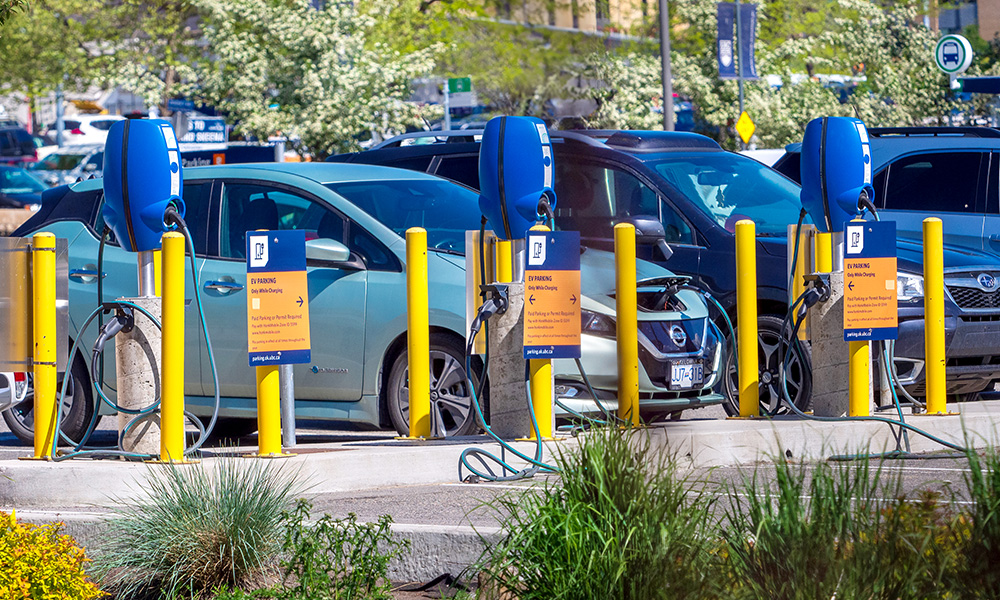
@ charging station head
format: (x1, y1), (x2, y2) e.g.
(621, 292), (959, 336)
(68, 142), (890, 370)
(800, 116), (873, 233)
(102, 118), (186, 252)
(478, 116), (556, 241)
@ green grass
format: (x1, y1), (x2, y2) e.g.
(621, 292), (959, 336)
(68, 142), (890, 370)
(94, 456), (304, 599)
(955, 444), (1000, 598)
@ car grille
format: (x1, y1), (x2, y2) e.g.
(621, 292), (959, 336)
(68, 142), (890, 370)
(948, 286), (1000, 310)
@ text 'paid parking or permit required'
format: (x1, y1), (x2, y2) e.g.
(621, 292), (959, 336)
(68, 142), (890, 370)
(524, 230), (581, 359)
(843, 220), (898, 341)
(246, 230), (311, 366)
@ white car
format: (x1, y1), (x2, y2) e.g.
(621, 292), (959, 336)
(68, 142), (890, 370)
(0, 372), (28, 413)
(43, 115), (125, 146)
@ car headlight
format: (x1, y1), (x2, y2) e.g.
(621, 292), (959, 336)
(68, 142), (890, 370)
(582, 309), (616, 339)
(897, 272), (923, 301)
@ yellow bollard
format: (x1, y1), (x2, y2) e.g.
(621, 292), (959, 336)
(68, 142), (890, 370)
(153, 248), (162, 297)
(31, 232), (57, 459)
(405, 227), (431, 438)
(496, 239), (513, 284)
(815, 233), (833, 274)
(255, 364), (284, 455)
(849, 341), (870, 416)
(614, 223), (640, 426)
(923, 218), (947, 414)
(525, 224), (553, 440)
(159, 232), (189, 462)
(735, 220), (759, 418)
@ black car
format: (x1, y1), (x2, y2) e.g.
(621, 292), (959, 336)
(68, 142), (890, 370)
(0, 126), (36, 166)
(331, 129), (1000, 409)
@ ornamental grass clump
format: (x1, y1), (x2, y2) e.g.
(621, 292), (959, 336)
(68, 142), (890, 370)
(0, 510), (105, 599)
(480, 426), (724, 600)
(954, 444), (1000, 598)
(95, 456), (303, 599)
(723, 454), (959, 600)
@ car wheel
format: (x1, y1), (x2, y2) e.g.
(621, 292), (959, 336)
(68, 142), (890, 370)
(205, 417), (258, 442)
(386, 336), (482, 437)
(722, 314), (812, 417)
(2, 354), (97, 446)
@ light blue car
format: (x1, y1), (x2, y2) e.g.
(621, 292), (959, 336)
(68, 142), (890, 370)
(3, 163), (723, 443)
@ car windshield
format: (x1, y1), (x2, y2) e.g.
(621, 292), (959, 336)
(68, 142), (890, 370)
(0, 168), (46, 193)
(324, 178), (482, 253)
(32, 153), (87, 171)
(649, 153), (808, 236)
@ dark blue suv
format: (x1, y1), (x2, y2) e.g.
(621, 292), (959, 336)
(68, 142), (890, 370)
(331, 129), (1000, 410)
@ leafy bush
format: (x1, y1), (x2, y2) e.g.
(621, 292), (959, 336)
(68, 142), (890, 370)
(480, 426), (724, 600)
(0, 510), (105, 599)
(723, 455), (957, 600)
(272, 499), (407, 600)
(95, 457), (303, 599)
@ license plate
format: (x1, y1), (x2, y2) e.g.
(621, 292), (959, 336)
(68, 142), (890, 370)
(669, 361), (704, 390)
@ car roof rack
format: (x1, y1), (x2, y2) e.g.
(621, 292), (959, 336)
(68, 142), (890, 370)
(371, 130), (483, 149)
(869, 126), (1000, 139)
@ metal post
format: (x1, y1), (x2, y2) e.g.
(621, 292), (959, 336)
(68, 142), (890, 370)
(159, 232), (187, 462)
(137, 250), (156, 298)
(923, 217), (947, 414)
(55, 85), (64, 148)
(279, 364), (296, 448)
(443, 81), (452, 131)
(735, 220), (759, 417)
(405, 227), (431, 438)
(274, 138), (286, 163)
(614, 223), (640, 426)
(735, 0), (745, 121)
(31, 233), (57, 459)
(496, 240), (513, 284)
(816, 232), (833, 273)
(658, 0), (674, 131)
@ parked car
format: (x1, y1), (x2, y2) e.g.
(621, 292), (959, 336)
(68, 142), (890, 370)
(331, 128), (1000, 410)
(32, 132), (58, 160)
(29, 144), (103, 187)
(43, 115), (125, 146)
(774, 127), (1000, 255)
(0, 165), (47, 207)
(0, 126), (37, 166)
(4, 163), (723, 445)
(0, 372), (28, 413)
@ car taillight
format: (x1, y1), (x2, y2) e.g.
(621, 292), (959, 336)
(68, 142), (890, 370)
(70, 128), (83, 135)
(13, 372), (25, 382)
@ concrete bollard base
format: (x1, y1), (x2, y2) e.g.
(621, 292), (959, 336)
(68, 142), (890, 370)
(114, 297), (161, 454)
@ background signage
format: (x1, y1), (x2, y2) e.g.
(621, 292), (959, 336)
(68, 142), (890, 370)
(523, 230), (581, 359)
(843, 220), (898, 341)
(246, 230), (311, 366)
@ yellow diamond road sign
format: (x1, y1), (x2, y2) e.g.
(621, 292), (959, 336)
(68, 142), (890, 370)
(736, 111), (756, 144)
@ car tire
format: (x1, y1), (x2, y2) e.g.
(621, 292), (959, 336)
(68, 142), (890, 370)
(385, 336), (482, 437)
(722, 314), (812, 417)
(206, 417), (258, 442)
(2, 353), (97, 447)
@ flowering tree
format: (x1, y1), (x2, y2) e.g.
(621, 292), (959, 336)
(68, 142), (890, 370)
(195, 0), (441, 158)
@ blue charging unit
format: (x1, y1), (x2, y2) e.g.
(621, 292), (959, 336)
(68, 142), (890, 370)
(478, 116), (556, 241)
(800, 116), (873, 233)
(103, 118), (186, 253)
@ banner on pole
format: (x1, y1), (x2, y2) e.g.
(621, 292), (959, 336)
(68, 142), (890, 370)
(717, 3), (737, 79)
(739, 3), (759, 80)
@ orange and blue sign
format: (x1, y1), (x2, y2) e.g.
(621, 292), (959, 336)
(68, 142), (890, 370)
(524, 230), (581, 359)
(246, 230), (311, 366)
(843, 220), (897, 341)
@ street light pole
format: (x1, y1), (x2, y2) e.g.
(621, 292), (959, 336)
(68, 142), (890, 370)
(659, 0), (674, 131)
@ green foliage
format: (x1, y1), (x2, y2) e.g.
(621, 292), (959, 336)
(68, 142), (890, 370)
(0, 0), (27, 27)
(94, 457), (303, 599)
(955, 445), (1000, 598)
(271, 499), (407, 600)
(0, 510), (106, 599)
(723, 455), (957, 599)
(481, 427), (724, 600)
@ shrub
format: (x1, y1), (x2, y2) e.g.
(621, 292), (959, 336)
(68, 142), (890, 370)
(95, 456), (303, 599)
(955, 445), (1000, 598)
(0, 510), (105, 599)
(272, 499), (407, 600)
(479, 426), (724, 600)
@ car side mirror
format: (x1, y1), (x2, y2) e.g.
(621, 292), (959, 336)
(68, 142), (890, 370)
(306, 238), (350, 263)
(621, 215), (673, 261)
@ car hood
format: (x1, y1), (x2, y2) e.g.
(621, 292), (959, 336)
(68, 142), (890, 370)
(896, 237), (1000, 274)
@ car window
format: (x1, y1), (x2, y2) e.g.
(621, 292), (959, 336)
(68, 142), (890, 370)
(650, 152), (808, 236)
(384, 156), (434, 173)
(988, 153), (999, 215)
(220, 182), (396, 269)
(94, 181), (211, 255)
(324, 178), (482, 254)
(86, 152), (104, 168)
(0, 132), (13, 153)
(32, 153), (87, 171)
(882, 152), (983, 213)
(553, 159), (692, 243)
(90, 120), (118, 131)
(434, 155), (480, 189)
(0, 168), (46, 193)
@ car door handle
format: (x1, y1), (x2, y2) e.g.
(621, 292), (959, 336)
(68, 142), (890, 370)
(204, 280), (244, 293)
(68, 268), (105, 283)
(990, 234), (1000, 243)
